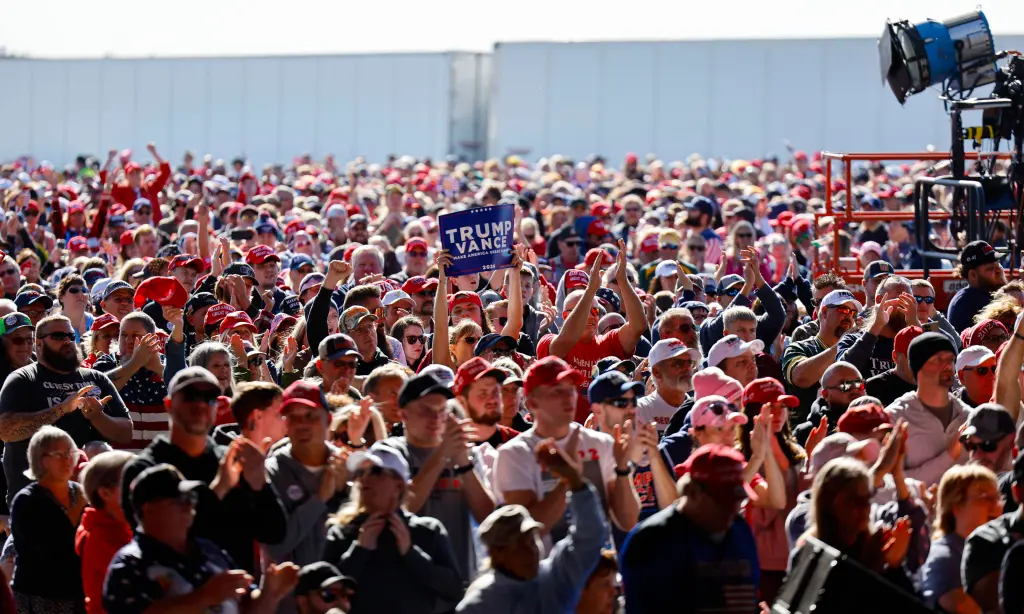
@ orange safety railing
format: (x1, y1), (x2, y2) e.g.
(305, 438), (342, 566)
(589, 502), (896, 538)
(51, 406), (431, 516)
(816, 151), (1014, 310)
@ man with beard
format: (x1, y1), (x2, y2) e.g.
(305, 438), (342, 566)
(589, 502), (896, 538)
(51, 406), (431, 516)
(948, 240), (1006, 332)
(0, 314), (132, 505)
(837, 276), (921, 380)
(454, 356), (518, 448)
(636, 339), (699, 438)
(865, 325), (923, 407)
(792, 362), (865, 445)
(119, 366), (287, 574)
(885, 332), (969, 486)
(374, 371), (495, 584)
(960, 404), (1016, 474)
(782, 289), (860, 423)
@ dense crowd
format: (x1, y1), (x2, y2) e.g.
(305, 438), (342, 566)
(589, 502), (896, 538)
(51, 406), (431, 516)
(0, 145), (1019, 614)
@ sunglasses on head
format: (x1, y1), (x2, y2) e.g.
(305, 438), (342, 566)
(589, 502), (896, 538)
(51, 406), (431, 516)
(606, 397), (637, 409)
(405, 335), (426, 345)
(961, 438), (1000, 453)
(914, 295), (935, 304)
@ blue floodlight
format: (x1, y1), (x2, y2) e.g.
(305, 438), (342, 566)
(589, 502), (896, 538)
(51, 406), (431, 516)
(880, 10), (998, 104)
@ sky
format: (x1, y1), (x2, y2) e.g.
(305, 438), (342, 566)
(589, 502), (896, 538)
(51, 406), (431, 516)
(3, 1), (1024, 58)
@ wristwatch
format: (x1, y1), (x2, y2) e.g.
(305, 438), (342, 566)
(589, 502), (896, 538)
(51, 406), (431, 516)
(346, 438), (366, 449)
(452, 464), (475, 476)
(614, 464), (633, 477)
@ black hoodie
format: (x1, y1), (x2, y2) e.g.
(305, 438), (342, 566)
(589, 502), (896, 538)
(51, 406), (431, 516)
(792, 397), (843, 446)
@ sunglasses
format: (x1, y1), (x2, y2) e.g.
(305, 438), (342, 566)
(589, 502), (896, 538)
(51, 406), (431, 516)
(405, 335), (426, 345)
(830, 306), (857, 317)
(408, 250), (428, 257)
(332, 358), (359, 370)
(678, 323), (694, 334)
(722, 288), (741, 297)
(319, 588), (351, 604)
(961, 438), (1000, 453)
(827, 379), (865, 393)
(1, 269), (18, 277)
(736, 233), (754, 239)
(354, 465), (393, 479)
(23, 211), (38, 217)
(704, 401), (738, 416)
(606, 397), (637, 409)
(497, 317), (508, 327)
(564, 240), (582, 247)
(42, 331), (75, 343)
(65, 286), (86, 294)
(964, 366), (995, 376)
(462, 336), (480, 346)
(415, 290), (436, 299)
(661, 243), (679, 250)
(687, 245), (705, 252)
(180, 388), (219, 406)
(914, 295), (935, 305)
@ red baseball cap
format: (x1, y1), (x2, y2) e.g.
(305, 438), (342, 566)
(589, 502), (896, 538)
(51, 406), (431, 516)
(168, 254), (204, 272)
(133, 277), (189, 310)
(523, 356), (584, 395)
(563, 269), (590, 291)
(590, 202), (611, 217)
(674, 443), (758, 502)
(68, 236), (89, 252)
(742, 378), (799, 408)
(91, 313), (120, 332)
(894, 325), (925, 356)
(587, 219), (610, 237)
(448, 291), (482, 312)
(575, 248), (614, 271)
(124, 161), (141, 174)
(405, 238), (429, 252)
(770, 211), (795, 228)
(119, 230), (135, 247)
(402, 276), (439, 295)
(219, 311), (257, 335)
(245, 245), (281, 265)
(453, 357), (508, 396)
(791, 218), (812, 235)
(281, 380), (325, 413)
(23, 200), (39, 214)
(837, 402), (892, 435)
(640, 234), (660, 253)
(204, 303), (235, 329)
(68, 201), (86, 215)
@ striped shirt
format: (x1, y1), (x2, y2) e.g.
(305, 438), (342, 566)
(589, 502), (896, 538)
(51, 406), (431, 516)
(93, 353), (168, 452)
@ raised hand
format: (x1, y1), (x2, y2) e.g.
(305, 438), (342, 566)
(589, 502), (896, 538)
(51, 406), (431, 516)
(346, 398), (374, 444)
(213, 440), (244, 497)
(611, 420), (636, 472)
(614, 239), (629, 283)
(869, 299), (893, 335)
(536, 428), (583, 488)
(440, 414), (475, 466)
(80, 395), (112, 422)
(234, 437), (268, 491)
(436, 250), (454, 278)
(163, 306), (184, 331)
(804, 415), (829, 457)
(197, 570), (253, 606)
(881, 516), (912, 568)
(261, 562), (300, 600)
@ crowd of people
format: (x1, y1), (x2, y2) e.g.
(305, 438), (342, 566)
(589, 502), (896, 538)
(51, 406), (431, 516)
(0, 145), (1020, 613)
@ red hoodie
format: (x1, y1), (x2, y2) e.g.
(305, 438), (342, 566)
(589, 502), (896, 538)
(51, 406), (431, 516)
(75, 506), (133, 614)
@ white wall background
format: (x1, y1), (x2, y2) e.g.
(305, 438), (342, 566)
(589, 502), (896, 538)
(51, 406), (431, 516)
(488, 37), (1024, 161)
(0, 53), (489, 168)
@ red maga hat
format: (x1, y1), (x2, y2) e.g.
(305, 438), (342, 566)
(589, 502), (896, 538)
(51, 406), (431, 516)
(133, 277), (189, 310)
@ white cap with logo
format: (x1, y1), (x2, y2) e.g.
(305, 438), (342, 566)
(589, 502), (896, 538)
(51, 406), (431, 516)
(708, 335), (765, 368)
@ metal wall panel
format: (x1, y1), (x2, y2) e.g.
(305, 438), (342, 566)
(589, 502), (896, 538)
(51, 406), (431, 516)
(0, 52), (475, 167)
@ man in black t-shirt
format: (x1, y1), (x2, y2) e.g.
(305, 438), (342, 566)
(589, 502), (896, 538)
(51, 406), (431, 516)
(0, 314), (132, 505)
(865, 325), (921, 407)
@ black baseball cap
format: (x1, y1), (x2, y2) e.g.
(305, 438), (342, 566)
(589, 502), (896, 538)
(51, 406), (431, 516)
(130, 463), (204, 511)
(318, 333), (361, 361)
(0, 313), (32, 336)
(594, 357), (636, 377)
(962, 403), (1015, 443)
(685, 196), (715, 217)
(185, 292), (218, 314)
(960, 240), (999, 271)
(296, 562), (357, 596)
(398, 371), (454, 408)
(223, 262), (257, 282)
(863, 260), (895, 280)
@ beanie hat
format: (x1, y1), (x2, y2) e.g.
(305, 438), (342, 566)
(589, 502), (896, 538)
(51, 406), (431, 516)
(907, 332), (956, 378)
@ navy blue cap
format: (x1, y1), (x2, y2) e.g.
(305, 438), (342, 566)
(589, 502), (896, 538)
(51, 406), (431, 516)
(864, 260), (895, 279)
(133, 198), (152, 211)
(289, 253), (315, 271)
(82, 267), (106, 288)
(685, 196), (715, 217)
(679, 300), (709, 313)
(185, 292), (218, 313)
(474, 333), (517, 357)
(14, 291), (53, 310)
(223, 262), (257, 281)
(398, 371), (454, 408)
(860, 195), (882, 209)
(960, 241), (998, 270)
(255, 221), (277, 235)
(108, 214), (126, 226)
(587, 371), (645, 404)
(280, 293), (301, 316)
(596, 287), (621, 313)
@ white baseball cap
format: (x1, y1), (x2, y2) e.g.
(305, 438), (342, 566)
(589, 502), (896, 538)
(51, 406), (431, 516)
(708, 335), (765, 368)
(820, 289), (863, 311)
(419, 364), (455, 388)
(648, 339), (700, 367)
(654, 260), (679, 278)
(382, 289), (415, 308)
(955, 345), (996, 372)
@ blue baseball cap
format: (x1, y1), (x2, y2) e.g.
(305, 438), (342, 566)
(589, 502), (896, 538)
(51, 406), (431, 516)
(133, 198), (152, 212)
(289, 254), (315, 271)
(587, 371), (645, 404)
(685, 196), (715, 217)
(864, 260), (895, 280)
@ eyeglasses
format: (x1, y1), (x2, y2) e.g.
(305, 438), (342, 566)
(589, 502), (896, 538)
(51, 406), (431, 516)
(1, 269), (18, 277)
(42, 332), (75, 343)
(964, 366), (995, 376)
(606, 397), (637, 409)
(961, 438), (1000, 453)
(826, 379), (865, 393)
(23, 211), (38, 217)
(5, 335), (33, 346)
(408, 250), (428, 258)
(687, 245), (705, 252)
(735, 233), (754, 239)
(661, 243), (679, 250)
(564, 240), (582, 247)
(405, 335), (426, 345)
(462, 336), (479, 346)
(677, 323), (694, 334)
(180, 388), (219, 406)
(64, 286), (86, 295)
(914, 295), (935, 305)
(829, 306), (857, 317)
(332, 358), (359, 371)
(415, 290), (436, 299)
(43, 450), (76, 461)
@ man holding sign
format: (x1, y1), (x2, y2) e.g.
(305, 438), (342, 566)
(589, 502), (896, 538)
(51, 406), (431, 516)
(0, 314), (132, 505)
(538, 240), (648, 423)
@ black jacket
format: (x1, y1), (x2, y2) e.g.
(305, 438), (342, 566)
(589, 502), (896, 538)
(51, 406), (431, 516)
(793, 397), (842, 447)
(120, 435), (287, 574)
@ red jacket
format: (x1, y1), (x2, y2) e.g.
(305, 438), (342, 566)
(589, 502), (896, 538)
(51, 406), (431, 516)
(101, 161), (172, 223)
(75, 507), (133, 614)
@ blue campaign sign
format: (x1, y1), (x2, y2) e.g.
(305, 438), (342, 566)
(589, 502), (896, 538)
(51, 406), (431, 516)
(439, 204), (515, 276)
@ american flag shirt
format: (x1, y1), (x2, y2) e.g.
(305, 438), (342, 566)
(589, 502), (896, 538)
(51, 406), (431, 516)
(92, 353), (168, 453)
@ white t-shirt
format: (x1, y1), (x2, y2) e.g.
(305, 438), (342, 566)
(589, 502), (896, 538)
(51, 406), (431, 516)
(636, 390), (680, 437)
(492, 424), (614, 546)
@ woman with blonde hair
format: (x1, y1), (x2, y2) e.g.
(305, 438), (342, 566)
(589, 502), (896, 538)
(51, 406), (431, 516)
(974, 294), (1021, 333)
(721, 221), (771, 279)
(921, 464), (1001, 613)
(115, 257), (146, 288)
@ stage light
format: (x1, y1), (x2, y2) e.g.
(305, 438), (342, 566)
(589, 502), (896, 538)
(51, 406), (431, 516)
(880, 10), (998, 104)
